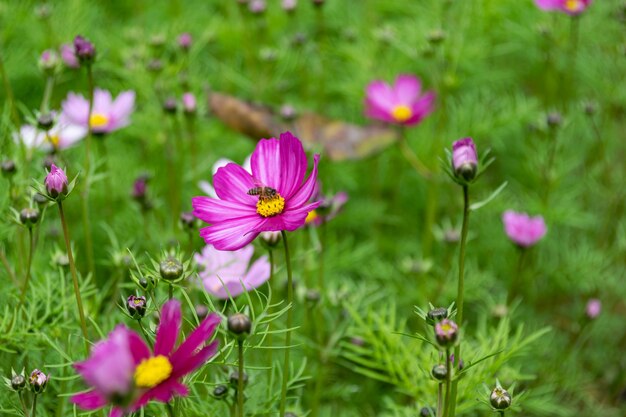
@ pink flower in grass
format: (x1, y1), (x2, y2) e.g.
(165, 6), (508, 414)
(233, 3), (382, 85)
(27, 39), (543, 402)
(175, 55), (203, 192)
(585, 298), (601, 319)
(45, 164), (68, 198)
(502, 210), (547, 247)
(72, 300), (220, 417)
(14, 115), (87, 152)
(195, 244), (270, 299)
(306, 182), (348, 227)
(192, 131), (320, 251)
(365, 74), (435, 126)
(62, 89), (135, 134)
(60, 43), (80, 68)
(535, 0), (592, 15)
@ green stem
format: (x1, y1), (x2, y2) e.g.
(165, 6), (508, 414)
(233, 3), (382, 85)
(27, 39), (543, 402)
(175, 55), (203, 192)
(169, 284), (174, 300)
(448, 186), (470, 417)
(279, 230), (293, 417)
(82, 63), (96, 280)
(437, 382), (443, 417)
(18, 228), (35, 307)
(31, 394), (37, 417)
(397, 127), (431, 179)
(508, 247), (526, 304)
(166, 402), (175, 417)
(237, 340), (245, 417)
(138, 319), (152, 347)
(18, 391), (30, 417)
(59, 201), (90, 353)
(443, 348), (452, 417)
(0, 248), (18, 288)
(40, 75), (55, 113)
(266, 248), (274, 398)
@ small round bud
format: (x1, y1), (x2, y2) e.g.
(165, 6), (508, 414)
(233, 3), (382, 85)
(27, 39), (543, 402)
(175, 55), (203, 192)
(37, 113), (55, 130)
(419, 407), (432, 417)
(228, 313), (252, 338)
(38, 50), (60, 75)
(29, 369), (48, 394)
(180, 211), (197, 230)
(229, 371), (248, 388)
(431, 364), (447, 381)
(546, 112), (562, 128)
(305, 289), (321, 304)
(73, 35), (96, 63)
(159, 256), (184, 282)
(280, 104), (297, 121)
(426, 307), (448, 326)
(260, 231), (282, 248)
(20, 208), (40, 228)
(490, 387), (512, 410)
(1, 160), (17, 177)
(583, 101), (597, 116)
(162, 97), (178, 114)
(11, 374), (26, 391)
(212, 384), (229, 399)
(434, 319), (458, 347)
(195, 305), (209, 321)
(127, 295), (147, 319)
(138, 276), (156, 290)
(178, 33), (192, 50)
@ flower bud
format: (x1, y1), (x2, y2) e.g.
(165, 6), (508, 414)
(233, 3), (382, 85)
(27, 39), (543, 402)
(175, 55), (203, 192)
(490, 386), (512, 410)
(426, 307), (448, 326)
(127, 295), (147, 319)
(178, 33), (192, 50)
(229, 370), (248, 388)
(44, 164), (68, 200)
(419, 407), (432, 417)
(282, 0), (297, 13)
(280, 104), (297, 121)
(138, 276), (156, 291)
(38, 50), (60, 75)
(546, 111), (562, 128)
(305, 289), (321, 304)
(434, 319), (458, 347)
(212, 384), (229, 399)
(11, 374), (26, 391)
(249, 0), (266, 14)
(162, 97), (178, 114)
(583, 101), (597, 116)
(180, 211), (197, 230)
(29, 369), (48, 394)
(260, 231), (282, 248)
(60, 44), (79, 68)
(182, 92), (197, 115)
(195, 304), (209, 320)
(228, 313), (252, 339)
(1, 160), (16, 177)
(431, 364), (447, 381)
(452, 137), (478, 182)
(159, 256), (184, 282)
(20, 208), (40, 228)
(37, 113), (55, 130)
(586, 298), (601, 319)
(73, 35), (96, 63)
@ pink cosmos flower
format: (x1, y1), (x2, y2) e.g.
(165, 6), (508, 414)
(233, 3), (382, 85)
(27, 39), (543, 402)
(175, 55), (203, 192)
(364, 74), (435, 126)
(535, 0), (592, 15)
(192, 131), (320, 251)
(62, 88), (135, 134)
(60, 43), (79, 68)
(502, 210), (547, 247)
(195, 244), (270, 299)
(13, 115), (87, 152)
(45, 164), (68, 198)
(198, 155), (253, 199)
(72, 300), (220, 417)
(585, 298), (601, 319)
(182, 92), (197, 114)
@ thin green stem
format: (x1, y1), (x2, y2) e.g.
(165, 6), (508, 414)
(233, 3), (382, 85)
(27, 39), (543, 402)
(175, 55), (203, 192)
(443, 348), (452, 417)
(59, 201), (90, 353)
(18, 391), (30, 417)
(397, 127), (431, 179)
(18, 228), (35, 307)
(166, 402), (175, 417)
(266, 248), (274, 398)
(138, 319), (152, 347)
(0, 248), (18, 288)
(169, 284), (174, 300)
(40, 75), (55, 113)
(279, 230), (293, 417)
(437, 382), (443, 417)
(82, 64), (96, 280)
(508, 248), (526, 304)
(31, 394), (37, 417)
(448, 186), (470, 417)
(237, 340), (245, 417)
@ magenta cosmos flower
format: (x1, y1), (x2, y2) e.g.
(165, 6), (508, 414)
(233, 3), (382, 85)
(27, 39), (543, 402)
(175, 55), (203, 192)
(502, 210), (547, 247)
(71, 300), (220, 417)
(364, 74), (435, 126)
(535, 0), (592, 14)
(192, 132), (320, 251)
(62, 88), (135, 134)
(195, 243), (270, 299)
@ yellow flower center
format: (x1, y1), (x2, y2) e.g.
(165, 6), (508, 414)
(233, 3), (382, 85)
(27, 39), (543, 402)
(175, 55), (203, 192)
(89, 113), (109, 129)
(47, 134), (60, 148)
(305, 210), (318, 224)
(391, 105), (413, 122)
(134, 355), (172, 388)
(256, 194), (285, 218)
(565, 0), (579, 11)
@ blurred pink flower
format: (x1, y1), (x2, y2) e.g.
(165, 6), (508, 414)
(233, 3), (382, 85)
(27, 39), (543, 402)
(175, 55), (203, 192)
(535, 0), (592, 15)
(586, 298), (601, 319)
(502, 210), (547, 247)
(60, 43), (80, 68)
(306, 182), (348, 226)
(182, 92), (197, 114)
(364, 74), (435, 126)
(192, 132), (320, 251)
(195, 244), (270, 299)
(13, 116), (87, 152)
(72, 300), (220, 416)
(62, 88), (135, 134)
(178, 33), (192, 50)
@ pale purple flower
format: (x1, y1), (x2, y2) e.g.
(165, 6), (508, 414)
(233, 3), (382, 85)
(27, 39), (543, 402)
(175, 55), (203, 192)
(60, 43), (79, 68)
(62, 89), (135, 134)
(586, 298), (601, 319)
(178, 33), (192, 50)
(182, 92), (197, 114)
(73, 35), (96, 62)
(282, 0), (297, 12)
(13, 114), (87, 152)
(452, 137), (478, 181)
(365, 74), (435, 126)
(502, 211), (547, 247)
(29, 369), (49, 393)
(45, 164), (68, 198)
(434, 319), (458, 347)
(195, 244), (271, 299)
(535, 0), (592, 15)
(249, 0), (266, 14)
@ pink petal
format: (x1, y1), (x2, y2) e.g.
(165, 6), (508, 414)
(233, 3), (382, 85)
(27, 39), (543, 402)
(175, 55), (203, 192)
(110, 408), (125, 417)
(131, 380), (189, 409)
(192, 196), (256, 224)
(71, 391), (107, 409)
(93, 89), (113, 114)
(127, 328), (151, 365)
(393, 74), (422, 105)
(364, 99), (396, 123)
(244, 255), (271, 289)
(172, 341), (219, 378)
(213, 163), (258, 206)
(365, 80), (396, 111)
(154, 300), (182, 356)
(285, 154), (320, 208)
(405, 91), (436, 125)
(62, 92), (89, 125)
(110, 91), (135, 124)
(199, 216), (264, 251)
(170, 314), (220, 369)
(535, 0), (561, 10)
